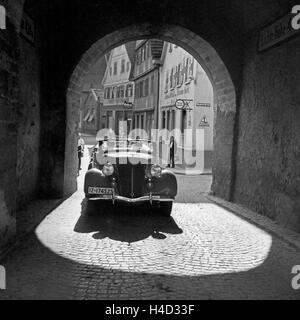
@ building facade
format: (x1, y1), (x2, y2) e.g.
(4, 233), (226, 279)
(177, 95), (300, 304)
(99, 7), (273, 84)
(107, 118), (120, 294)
(80, 88), (103, 135)
(159, 42), (214, 171)
(131, 39), (163, 138)
(101, 43), (135, 136)
(79, 54), (107, 134)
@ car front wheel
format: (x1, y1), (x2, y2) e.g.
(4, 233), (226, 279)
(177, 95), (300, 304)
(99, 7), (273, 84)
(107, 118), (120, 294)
(86, 198), (97, 216)
(159, 201), (173, 217)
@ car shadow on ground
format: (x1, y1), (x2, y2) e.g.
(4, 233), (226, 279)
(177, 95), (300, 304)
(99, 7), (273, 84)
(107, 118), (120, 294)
(74, 198), (183, 243)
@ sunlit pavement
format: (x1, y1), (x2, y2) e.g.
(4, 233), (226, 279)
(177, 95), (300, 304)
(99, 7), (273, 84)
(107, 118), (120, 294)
(0, 147), (300, 300)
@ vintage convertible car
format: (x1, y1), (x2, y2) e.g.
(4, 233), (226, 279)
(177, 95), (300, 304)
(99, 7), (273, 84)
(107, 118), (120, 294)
(84, 138), (177, 216)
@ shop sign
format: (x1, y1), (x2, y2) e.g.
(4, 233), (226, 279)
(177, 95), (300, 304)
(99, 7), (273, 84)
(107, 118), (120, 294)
(21, 12), (35, 44)
(196, 103), (210, 108)
(258, 8), (300, 52)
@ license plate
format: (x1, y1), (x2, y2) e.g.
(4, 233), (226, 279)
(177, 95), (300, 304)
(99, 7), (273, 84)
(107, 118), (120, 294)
(88, 187), (114, 196)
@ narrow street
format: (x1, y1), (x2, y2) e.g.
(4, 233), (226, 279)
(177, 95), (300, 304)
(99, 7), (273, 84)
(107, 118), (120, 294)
(0, 147), (299, 300)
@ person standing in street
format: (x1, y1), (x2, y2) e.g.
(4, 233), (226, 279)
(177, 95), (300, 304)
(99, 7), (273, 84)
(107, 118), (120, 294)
(167, 136), (176, 168)
(78, 133), (85, 173)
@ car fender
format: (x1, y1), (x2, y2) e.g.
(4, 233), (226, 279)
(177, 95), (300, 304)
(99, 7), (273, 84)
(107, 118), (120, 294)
(151, 169), (177, 198)
(84, 168), (110, 195)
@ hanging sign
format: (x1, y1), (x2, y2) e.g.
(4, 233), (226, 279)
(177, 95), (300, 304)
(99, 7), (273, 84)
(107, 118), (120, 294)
(0, 5), (6, 30)
(258, 8), (300, 52)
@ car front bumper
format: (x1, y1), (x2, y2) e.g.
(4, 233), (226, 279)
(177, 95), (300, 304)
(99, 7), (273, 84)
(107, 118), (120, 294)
(88, 194), (174, 204)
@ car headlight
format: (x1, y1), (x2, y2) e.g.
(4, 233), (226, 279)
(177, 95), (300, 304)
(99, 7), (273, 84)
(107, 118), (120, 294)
(103, 162), (114, 176)
(151, 164), (162, 177)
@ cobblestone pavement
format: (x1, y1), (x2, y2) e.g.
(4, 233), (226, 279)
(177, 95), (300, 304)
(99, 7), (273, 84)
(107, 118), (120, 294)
(0, 148), (300, 300)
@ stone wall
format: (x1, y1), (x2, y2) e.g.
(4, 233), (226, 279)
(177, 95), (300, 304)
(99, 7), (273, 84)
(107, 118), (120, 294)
(0, 8), (19, 252)
(0, 0), (41, 253)
(234, 34), (300, 232)
(16, 24), (41, 210)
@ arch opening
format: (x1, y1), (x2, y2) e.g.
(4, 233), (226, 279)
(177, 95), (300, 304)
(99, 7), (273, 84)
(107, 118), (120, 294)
(66, 24), (237, 200)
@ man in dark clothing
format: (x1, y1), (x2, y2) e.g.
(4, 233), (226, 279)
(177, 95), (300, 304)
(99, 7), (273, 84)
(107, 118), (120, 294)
(77, 133), (85, 173)
(168, 136), (176, 168)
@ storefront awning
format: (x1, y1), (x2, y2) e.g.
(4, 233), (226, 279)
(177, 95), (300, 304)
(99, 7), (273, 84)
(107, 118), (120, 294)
(88, 109), (95, 122)
(83, 109), (91, 122)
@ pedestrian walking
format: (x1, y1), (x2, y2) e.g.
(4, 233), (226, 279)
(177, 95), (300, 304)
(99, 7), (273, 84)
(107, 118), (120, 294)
(78, 133), (85, 173)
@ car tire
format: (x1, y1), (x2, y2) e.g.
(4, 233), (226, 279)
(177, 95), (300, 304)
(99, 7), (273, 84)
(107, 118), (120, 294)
(86, 199), (97, 216)
(159, 201), (173, 217)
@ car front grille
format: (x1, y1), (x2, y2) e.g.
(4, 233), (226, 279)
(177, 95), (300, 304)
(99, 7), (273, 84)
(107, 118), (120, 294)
(116, 163), (145, 198)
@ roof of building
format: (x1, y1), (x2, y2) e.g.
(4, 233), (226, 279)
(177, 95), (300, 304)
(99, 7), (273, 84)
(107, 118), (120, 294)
(150, 39), (164, 59)
(102, 42), (136, 86)
(81, 55), (108, 91)
(130, 39), (164, 80)
(125, 41), (136, 67)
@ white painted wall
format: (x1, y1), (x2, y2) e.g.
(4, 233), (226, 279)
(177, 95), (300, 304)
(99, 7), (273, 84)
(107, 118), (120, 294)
(159, 42), (213, 151)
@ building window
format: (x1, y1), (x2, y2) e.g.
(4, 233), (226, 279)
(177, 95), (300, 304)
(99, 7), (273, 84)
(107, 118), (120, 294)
(174, 66), (178, 86)
(113, 61), (117, 75)
(170, 68), (174, 89)
(126, 61), (130, 72)
(119, 85), (125, 98)
(178, 63), (183, 86)
(140, 81), (144, 97)
(146, 42), (150, 58)
(172, 110), (176, 130)
(136, 53), (139, 65)
(135, 83), (139, 98)
(151, 75), (154, 94)
(109, 67), (112, 76)
(141, 47), (146, 62)
(162, 111), (166, 129)
(184, 57), (189, 83)
(164, 71), (169, 93)
(104, 87), (109, 99)
(111, 87), (116, 99)
(144, 78), (149, 97)
(121, 59), (125, 73)
(106, 87), (111, 99)
(126, 84), (133, 97)
(135, 82), (139, 98)
(141, 114), (144, 129)
(189, 57), (194, 78)
(166, 111), (170, 131)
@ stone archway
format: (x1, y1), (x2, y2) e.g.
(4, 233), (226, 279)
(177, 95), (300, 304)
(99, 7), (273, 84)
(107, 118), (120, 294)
(66, 23), (237, 200)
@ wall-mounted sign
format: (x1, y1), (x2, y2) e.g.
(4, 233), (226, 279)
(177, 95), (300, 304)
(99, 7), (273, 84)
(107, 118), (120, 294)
(199, 115), (209, 127)
(0, 5), (6, 30)
(258, 11), (299, 52)
(20, 12), (35, 44)
(123, 101), (133, 109)
(175, 99), (184, 109)
(175, 98), (193, 110)
(196, 103), (210, 108)
(0, 265), (5, 290)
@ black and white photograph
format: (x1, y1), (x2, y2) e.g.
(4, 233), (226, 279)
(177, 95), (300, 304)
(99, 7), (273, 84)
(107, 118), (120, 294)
(0, 0), (300, 304)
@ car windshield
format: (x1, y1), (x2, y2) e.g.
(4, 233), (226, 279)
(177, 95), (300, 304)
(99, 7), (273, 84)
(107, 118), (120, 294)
(97, 137), (153, 155)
